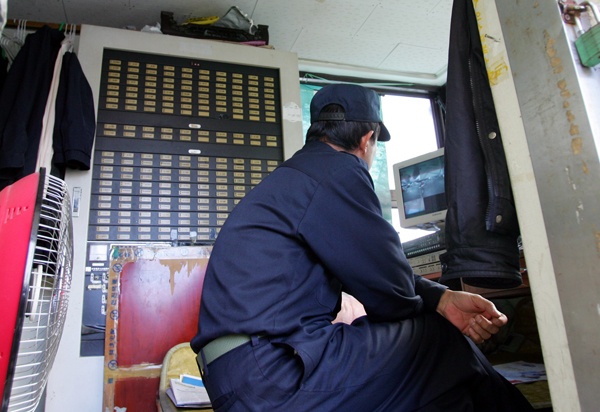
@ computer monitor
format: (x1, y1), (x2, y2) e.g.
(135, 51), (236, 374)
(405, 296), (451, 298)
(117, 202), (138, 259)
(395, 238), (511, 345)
(393, 148), (447, 229)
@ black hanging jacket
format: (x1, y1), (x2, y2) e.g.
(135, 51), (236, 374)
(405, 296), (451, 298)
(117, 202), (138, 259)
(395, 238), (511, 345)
(439, 0), (522, 289)
(0, 26), (64, 189)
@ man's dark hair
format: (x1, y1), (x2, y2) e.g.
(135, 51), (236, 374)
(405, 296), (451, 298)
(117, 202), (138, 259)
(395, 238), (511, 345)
(306, 104), (381, 150)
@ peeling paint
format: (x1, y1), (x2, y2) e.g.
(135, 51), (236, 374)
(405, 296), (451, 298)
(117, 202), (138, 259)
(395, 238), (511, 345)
(159, 259), (201, 295)
(569, 124), (580, 136)
(104, 363), (162, 379)
(548, 42), (582, 181)
(571, 137), (583, 154)
(551, 57), (563, 73)
(565, 110), (575, 123)
(283, 102), (302, 123)
(544, 31), (564, 74)
(582, 159), (589, 174)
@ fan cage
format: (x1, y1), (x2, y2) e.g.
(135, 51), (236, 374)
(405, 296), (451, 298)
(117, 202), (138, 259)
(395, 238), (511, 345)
(6, 173), (73, 412)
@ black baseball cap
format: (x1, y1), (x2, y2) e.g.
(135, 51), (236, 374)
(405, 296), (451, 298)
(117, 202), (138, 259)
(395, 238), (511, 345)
(310, 84), (391, 142)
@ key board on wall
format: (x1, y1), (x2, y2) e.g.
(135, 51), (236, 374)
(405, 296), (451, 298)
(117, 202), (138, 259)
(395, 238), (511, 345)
(89, 48), (283, 244)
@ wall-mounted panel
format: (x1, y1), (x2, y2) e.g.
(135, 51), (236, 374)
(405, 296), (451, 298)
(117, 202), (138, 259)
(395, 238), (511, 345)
(89, 48), (283, 244)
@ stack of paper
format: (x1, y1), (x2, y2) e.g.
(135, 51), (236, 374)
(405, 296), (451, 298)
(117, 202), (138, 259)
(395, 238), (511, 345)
(493, 361), (547, 384)
(166, 374), (212, 408)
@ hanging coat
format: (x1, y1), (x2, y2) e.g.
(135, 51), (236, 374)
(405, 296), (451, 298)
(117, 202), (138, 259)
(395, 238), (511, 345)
(439, 0), (522, 289)
(0, 26), (64, 190)
(51, 51), (96, 178)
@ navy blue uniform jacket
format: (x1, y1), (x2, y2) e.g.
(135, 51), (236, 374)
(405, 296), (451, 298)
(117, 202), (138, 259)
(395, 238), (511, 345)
(191, 141), (447, 377)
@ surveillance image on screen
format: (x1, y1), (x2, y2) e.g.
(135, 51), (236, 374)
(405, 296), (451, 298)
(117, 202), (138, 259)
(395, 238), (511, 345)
(399, 156), (446, 219)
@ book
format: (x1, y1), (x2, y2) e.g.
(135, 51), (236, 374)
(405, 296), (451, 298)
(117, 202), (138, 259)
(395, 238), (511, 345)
(166, 374), (212, 408)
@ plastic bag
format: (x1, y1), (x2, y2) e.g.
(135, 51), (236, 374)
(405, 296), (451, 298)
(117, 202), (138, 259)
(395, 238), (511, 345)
(212, 6), (257, 34)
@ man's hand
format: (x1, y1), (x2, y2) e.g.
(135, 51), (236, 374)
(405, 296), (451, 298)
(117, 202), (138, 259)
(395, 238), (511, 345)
(436, 289), (507, 344)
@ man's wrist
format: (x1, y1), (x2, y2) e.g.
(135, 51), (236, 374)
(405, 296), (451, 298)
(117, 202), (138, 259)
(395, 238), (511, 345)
(436, 289), (452, 316)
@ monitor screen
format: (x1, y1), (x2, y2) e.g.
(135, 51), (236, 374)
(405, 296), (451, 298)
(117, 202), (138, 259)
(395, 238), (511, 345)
(393, 148), (446, 229)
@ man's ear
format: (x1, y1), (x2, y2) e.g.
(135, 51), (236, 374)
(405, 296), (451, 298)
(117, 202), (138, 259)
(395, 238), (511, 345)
(359, 131), (374, 153)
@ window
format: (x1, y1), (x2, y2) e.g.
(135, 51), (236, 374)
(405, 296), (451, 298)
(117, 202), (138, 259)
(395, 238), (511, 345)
(380, 94), (440, 242)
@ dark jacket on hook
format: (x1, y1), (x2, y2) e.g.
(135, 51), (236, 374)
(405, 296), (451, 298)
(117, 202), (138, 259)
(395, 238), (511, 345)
(0, 26), (64, 190)
(439, 0), (522, 289)
(0, 25), (95, 188)
(51, 51), (95, 178)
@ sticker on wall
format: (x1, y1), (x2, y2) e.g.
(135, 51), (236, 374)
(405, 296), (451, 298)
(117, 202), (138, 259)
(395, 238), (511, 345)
(282, 102), (302, 122)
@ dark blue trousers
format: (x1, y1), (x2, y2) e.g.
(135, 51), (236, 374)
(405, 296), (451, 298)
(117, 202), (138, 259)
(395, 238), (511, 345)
(200, 314), (533, 411)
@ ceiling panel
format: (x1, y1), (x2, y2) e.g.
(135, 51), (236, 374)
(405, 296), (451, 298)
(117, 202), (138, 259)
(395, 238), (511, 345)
(292, 27), (394, 68)
(379, 43), (449, 77)
(360, 1), (452, 50)
(5, 0), (452, 86)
